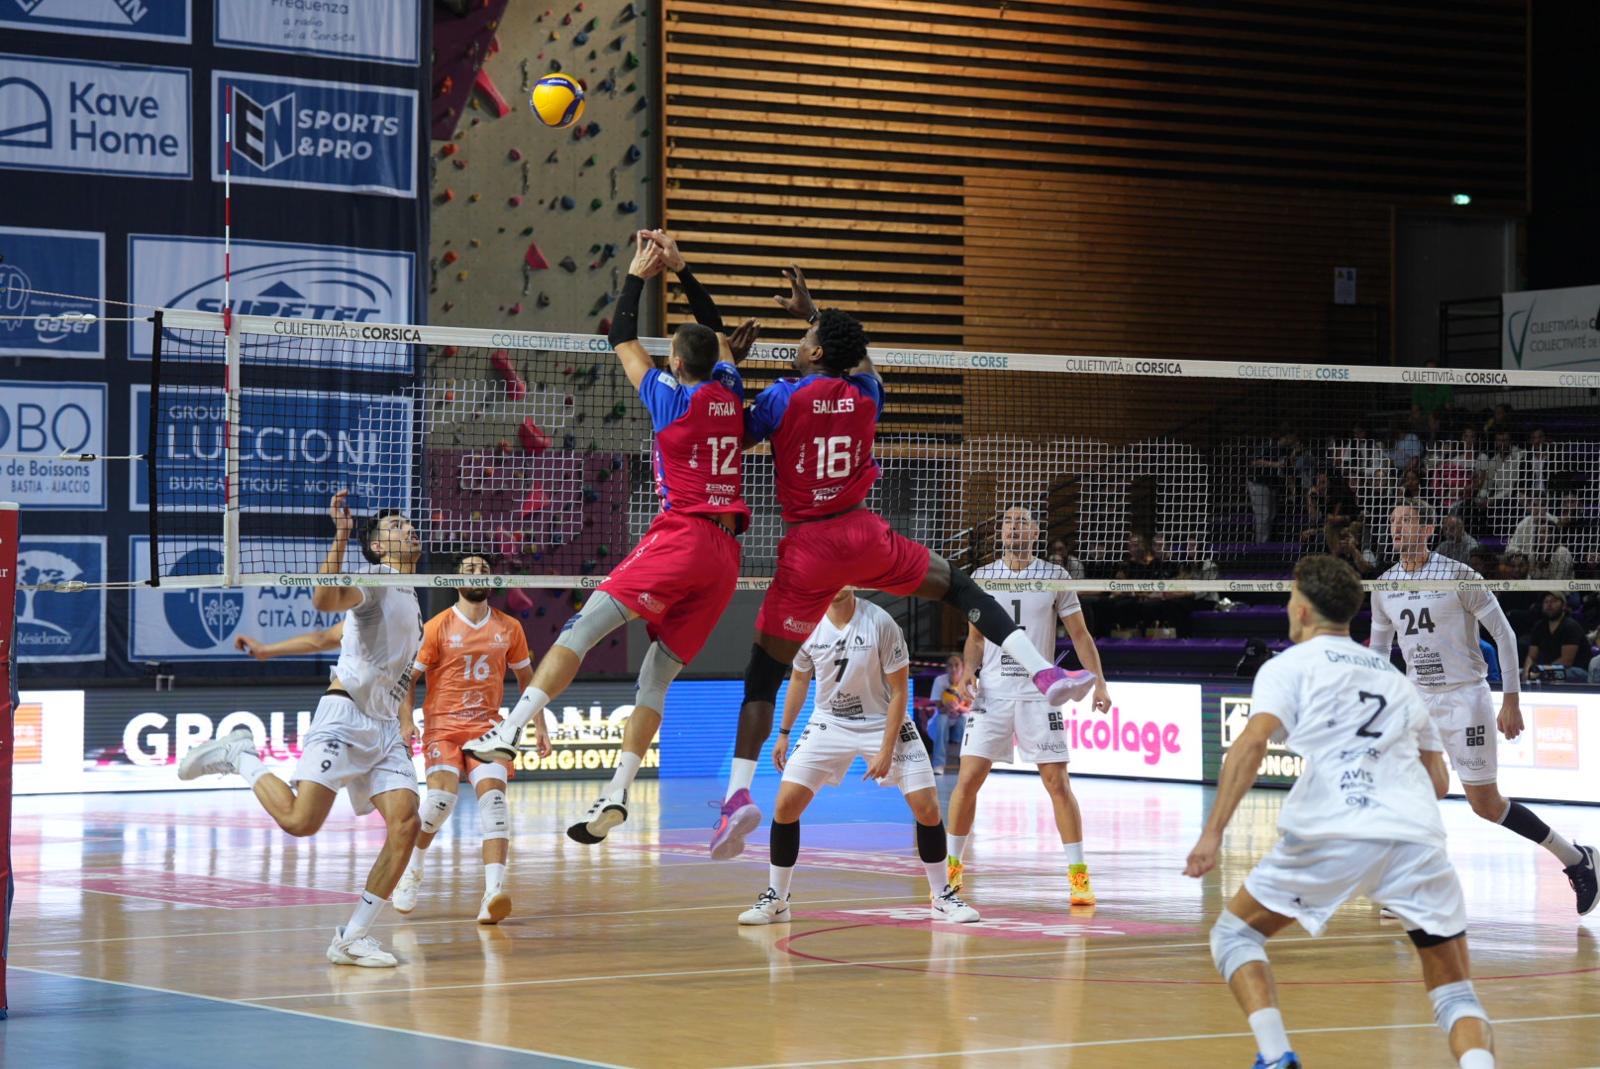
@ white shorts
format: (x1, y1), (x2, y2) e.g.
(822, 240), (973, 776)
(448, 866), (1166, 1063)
(292, 693), (418, 816)
(782, 717), (935, 795)
(961, 695), (1070, 765)
(1245, 833), (1467, 938)
(1419, 684), (1497, 786)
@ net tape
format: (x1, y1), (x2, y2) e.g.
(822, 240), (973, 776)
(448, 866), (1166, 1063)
(84, 309), (1600, 593)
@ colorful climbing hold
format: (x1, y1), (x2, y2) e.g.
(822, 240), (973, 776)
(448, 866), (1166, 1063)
(524, 242), (549, 270)
(559, 256), (577, 272)
(559, 194), (575, 209)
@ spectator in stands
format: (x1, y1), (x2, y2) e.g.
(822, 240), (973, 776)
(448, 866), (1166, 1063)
(926, 654), (966, 773)
(1048, 538), (1085, 580)
(1522, 594), (1590, 683)
(1397, 468), (1426, 512)
(1111, 532), (1180, 637)
(1468, 545), (1500, 580)
(1411, 358), (1454, 416)
(1452, 470), (1493, 538)
(1335, 421), (1389, 484)
(1508, 512), (1575, 581)
(1299, 469), (1360, 546)
(1524, 427), (1552, 496)
(1483, 402), (1516, 437)
(1435, 514), (1480, 565)
(1390, 418), (1425, 476)
(1328, 524), (1377, 577)
(1246, 431), (1291, 542)
(1481, 430), (1527, 531)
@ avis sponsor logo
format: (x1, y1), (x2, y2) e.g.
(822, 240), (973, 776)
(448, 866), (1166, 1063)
(0, 55), (191, 178)
(215, 71), (418, 198)
(783, 616), (815, 635)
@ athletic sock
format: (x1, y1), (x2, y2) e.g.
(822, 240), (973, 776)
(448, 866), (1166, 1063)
(344, 890), (387, 940)
(1062, 841), (1085, 866)
(1000, 630), (1054, 676)
(726, 758), (757, 800)
(485, 862), (506, 893)
(605, 751), (644, 801)
(948, 833), (969, 861)
(236, 749), (269, 786)
(506, 686), (550, 733)
(1498, 801), (1583, 865)
(1458, 1050), (1494, 1069)
(770, 865), (795, 900)
(406, 843), (427, 875)
(1247, 1007), (1291, 1063)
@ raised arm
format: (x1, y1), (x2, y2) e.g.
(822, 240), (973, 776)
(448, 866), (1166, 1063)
(606, 232), (665, 389)
(312, 490), (364, 614)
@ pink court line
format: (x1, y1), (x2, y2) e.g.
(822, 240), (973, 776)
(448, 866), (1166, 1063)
(776, 924), (1600, 987)
(25, 867), (360, 909)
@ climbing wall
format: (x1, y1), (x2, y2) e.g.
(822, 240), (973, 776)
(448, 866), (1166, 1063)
(429, 0), (657, 671)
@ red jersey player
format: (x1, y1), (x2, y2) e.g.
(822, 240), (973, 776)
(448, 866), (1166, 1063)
(708, 266), (1097, 862)
(467, 231), (759, 842)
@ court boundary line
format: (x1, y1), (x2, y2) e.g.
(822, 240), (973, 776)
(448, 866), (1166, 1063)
(712, 1012), (1600, 1068)
(5, 892), (931, 948)
(10, 966), (629, 1069)
(240, 932), (1408, 1003)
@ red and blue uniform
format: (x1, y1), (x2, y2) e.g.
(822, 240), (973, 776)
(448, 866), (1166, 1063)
(744, 371), (930, 642)
(599, 361), (747, 661)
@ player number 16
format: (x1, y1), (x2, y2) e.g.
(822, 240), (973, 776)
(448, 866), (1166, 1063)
(812, 435), (853, 479)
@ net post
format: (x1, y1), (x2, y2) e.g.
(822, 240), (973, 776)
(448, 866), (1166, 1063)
(222, 327), (241, 588)
(147, 311), (162, 588)
(0, 500), (18, 1020)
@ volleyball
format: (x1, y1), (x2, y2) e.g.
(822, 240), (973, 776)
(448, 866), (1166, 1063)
(530, 73), (586, 129)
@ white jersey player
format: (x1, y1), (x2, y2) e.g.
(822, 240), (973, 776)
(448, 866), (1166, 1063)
(1372, 503), (1596, 915)
(1185, 554), (1495, 1069)
(945, 507), (1109, 905)
(736, 588), (979, 926)
(179, 490), (425, 968)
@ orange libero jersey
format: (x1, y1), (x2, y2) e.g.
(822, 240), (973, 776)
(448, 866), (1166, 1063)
(412, 605), (532, 730)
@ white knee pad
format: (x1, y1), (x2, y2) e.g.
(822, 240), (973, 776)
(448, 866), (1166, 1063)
(553, 591), (634, 658)
(1429, 980), (1489, 1036)
(478, 788), (510, 842)
(419, 788), (458, 835)
(635, 640), (684, 712)
(1210, 910), (1270, 982)
(467, 762), (506, 789)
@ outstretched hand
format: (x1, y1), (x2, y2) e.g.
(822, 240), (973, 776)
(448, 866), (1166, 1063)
(727, 317), (761, 362)
(628, 231), (665, 279)
(643, 228), (687, 272)
(773, 264), (818, 321)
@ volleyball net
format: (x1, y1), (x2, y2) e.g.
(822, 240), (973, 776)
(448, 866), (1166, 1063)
(119, 307), (1600, 595)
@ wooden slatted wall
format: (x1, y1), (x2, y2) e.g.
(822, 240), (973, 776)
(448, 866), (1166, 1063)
(661, 0), (1526, 374)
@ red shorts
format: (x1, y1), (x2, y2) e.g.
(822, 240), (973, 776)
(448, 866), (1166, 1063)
(755, 508), (930, 641)
(424, 719), (513, 781)
(600, 509), (741, 662)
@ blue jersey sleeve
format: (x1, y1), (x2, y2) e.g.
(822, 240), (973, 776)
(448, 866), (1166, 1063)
(745, 379), (794, 443)
(711, 361), (744, 402)
(848, 373), (885, 420)
(638, 368), (690, 433)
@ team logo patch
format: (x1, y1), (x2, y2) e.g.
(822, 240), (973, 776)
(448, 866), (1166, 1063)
(783, 616), (815, 635)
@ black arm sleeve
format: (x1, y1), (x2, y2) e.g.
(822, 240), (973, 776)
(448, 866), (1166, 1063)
(607, 273), (645, 348)
(676, 267), (724, 333)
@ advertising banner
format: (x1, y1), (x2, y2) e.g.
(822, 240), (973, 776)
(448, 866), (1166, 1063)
(992, 681), (1205, 782)
(12, 681), (661, 793)
(214, 0), (420, 65)
(128, 535), (347, 660)
(0, 225), (104, 358)
(213, 70), (418, 198)
(13, 535), (104, 663)
(0, 0), (190, 43)
(128, 234), (416, 369)
(0, 54), (191, 179)
(0, 382), (106, 509)
(130, 385), (413, 514)
(1503, 284), (1600, 373)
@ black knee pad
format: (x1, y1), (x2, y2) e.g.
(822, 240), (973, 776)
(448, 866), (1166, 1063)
(1406, 928), (1465, 949)
(743, 644), (788, 705)
(915, 820), (946, 864)
(770, 819), (800, 868)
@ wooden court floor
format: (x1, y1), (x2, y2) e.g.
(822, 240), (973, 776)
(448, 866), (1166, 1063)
(6, 774), (1599, 1068)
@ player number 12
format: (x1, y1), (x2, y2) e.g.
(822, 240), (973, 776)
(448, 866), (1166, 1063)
(705, 436), (739, 476)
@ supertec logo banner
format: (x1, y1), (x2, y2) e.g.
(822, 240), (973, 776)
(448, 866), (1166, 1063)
(213, 70), (417, 198)
(0, 53), (190, 178)
(128, 234), (415, 372)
